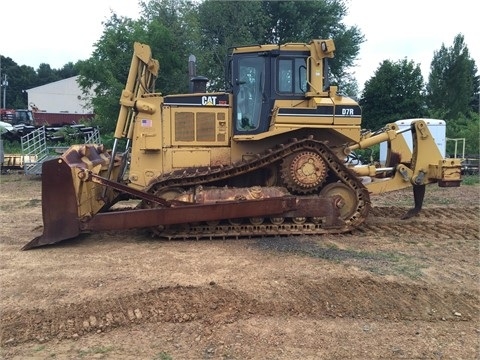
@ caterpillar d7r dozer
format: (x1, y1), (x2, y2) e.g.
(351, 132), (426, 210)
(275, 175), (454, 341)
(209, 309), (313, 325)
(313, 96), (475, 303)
(23, 40), (462, 250)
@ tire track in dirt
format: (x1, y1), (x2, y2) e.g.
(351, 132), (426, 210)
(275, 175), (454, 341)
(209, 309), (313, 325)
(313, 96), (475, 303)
(355, 206), (479, 239)
(370, 206), (479, 220)
(1, 278), (478, 346)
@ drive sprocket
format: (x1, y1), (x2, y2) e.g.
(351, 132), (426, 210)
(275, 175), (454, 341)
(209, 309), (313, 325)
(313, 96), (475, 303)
(281, 151), (327, 194)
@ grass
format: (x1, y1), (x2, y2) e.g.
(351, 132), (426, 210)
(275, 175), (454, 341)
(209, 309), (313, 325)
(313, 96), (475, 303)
(154, 352), (173, 360)
(0, 198), (41, 211)
(2, 139), (22, 153)
(0, 174), (24, 183)
(34, 345), (46, 352)
(0, 203), (14, 211)
(462, 174), (480, 185)
(77, 345), (114, 357)
(24, 198), (42, 207)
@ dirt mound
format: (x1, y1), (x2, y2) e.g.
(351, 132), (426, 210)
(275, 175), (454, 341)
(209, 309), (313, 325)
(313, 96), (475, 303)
(2, 277), (478, 347)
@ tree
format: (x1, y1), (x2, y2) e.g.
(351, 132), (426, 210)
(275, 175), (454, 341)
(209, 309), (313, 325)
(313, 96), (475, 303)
(196, 0), (269, 88)
(261, 0), (364, 93)
(76, 13), (149, 134)
(57, 62), (79, 79)
(359, 59), (426, 131)
(0, 56), (38, 109)
(427, 34), (479, 120)
(427, 34), (479, 155)
(10, 65), (38, 109)
(141, 0), (199, 94)
(195, 0), (363, 93)
(444, 113), (480, 156)
(77, 2), (196, 134)
(36, 64), (61, 87)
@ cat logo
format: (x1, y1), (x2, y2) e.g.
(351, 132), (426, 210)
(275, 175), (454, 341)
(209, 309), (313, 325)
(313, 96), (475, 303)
(202, 96), (217, 106)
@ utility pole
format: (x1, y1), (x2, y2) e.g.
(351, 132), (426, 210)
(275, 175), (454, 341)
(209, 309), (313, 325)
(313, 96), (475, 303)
(0, 57), (2, 109)
(2, 73), (7, 109)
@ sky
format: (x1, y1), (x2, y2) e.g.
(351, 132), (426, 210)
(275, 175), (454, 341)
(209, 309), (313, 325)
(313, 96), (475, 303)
(344, 0), (479, 89)
(1, 0), (478, 91)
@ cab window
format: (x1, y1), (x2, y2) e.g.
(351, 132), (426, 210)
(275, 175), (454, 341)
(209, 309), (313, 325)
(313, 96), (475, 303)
(235, 57), (264, 132)
(277, 58), (307, 94)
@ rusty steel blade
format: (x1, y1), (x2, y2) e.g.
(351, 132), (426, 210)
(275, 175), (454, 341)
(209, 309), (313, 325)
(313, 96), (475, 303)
(80, 196), (299, 232)
(79, 195), (344, 233)
(22, 160), (80, 250)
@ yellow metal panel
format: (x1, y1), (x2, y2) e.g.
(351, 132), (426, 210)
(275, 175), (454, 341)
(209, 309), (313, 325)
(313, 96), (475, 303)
(275, 115), (333, 125)
(172, 150), (210, 168)
(162, 106), (172, 147)
(128, 151), (163, 189)
(333, 127), (361, 142)
(334, 117), (361, 125)
(135, 108), (162, 150)
(139, 132), (161, 150)
(313, 97), (334, 106)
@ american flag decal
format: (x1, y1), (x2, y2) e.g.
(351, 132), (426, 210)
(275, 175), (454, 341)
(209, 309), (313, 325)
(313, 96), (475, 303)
(141, 119), (152, 127)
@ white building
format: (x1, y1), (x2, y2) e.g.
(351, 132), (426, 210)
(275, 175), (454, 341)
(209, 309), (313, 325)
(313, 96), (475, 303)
(26, 76), (93, 114)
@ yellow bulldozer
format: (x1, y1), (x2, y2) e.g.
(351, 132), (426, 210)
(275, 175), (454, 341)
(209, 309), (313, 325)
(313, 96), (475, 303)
(23, 40), (462, 250)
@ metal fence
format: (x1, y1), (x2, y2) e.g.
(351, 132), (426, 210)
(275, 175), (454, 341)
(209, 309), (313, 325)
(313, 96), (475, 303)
(20, 126), (101, 175)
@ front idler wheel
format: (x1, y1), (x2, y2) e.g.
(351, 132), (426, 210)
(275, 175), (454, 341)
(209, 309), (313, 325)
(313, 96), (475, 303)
(320, 182), (358, 220)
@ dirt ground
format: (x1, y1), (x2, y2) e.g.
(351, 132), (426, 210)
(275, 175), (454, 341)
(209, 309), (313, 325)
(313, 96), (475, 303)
(0, 173), (479, 360)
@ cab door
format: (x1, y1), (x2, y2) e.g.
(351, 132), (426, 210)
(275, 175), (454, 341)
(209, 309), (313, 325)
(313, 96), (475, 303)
(232, 55), (269, 135)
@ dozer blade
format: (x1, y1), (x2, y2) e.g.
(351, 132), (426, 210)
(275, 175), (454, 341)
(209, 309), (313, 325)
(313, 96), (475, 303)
(22, 159), (80, 250)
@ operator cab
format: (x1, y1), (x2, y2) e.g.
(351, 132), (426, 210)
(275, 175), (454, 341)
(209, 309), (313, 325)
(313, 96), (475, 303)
(230, 47), (316, 135)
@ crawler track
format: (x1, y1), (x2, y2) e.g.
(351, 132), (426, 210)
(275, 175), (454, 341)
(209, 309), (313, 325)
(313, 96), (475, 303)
(143, 138), (371, 238)
(150, 206), (479, 241)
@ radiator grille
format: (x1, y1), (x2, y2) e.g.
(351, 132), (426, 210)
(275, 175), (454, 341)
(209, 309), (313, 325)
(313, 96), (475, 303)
(174, 111), (221, 143)
(175, 112), (194, 141)
(196, 113), (215, 141)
